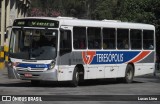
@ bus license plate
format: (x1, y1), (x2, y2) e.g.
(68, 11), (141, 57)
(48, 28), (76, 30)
(24, 73), (32, 77)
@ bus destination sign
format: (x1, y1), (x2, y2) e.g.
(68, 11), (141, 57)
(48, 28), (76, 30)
(13, 19), (59, 28)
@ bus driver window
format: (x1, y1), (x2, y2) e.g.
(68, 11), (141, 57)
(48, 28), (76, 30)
(60, 30), (72, 56)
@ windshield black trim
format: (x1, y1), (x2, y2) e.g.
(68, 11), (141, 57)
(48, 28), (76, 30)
(9, 28), (58, 60)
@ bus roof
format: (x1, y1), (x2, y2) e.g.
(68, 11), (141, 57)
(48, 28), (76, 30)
(16, 17), (155, 30)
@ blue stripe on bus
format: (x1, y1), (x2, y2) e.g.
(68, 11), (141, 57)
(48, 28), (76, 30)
(17, 63), (50, 68)
(91, 51), (140, 64)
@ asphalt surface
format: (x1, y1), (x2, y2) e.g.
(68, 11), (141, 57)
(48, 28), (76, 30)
(0, 68), (160, 104)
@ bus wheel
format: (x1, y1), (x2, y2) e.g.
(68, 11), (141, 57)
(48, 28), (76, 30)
(70, 67), (79, 87)
(117, 64), (134, 83)
(124, 64), (134, 83)
(31, 80), (40, 86)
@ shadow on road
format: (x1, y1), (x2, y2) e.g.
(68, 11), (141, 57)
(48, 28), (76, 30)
(0, 79), (144, 88)
(79, 79), (143, 86)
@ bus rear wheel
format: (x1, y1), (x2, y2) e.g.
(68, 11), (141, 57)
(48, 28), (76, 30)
(117, 64), (134, 83)
(70, 67), (79, 87)
(124, 64), (134, 83)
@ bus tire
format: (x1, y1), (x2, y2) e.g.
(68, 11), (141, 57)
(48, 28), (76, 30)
(117, 64), (134, 83)
(70, 67), (79, 87)
(124, 64), (134, 83)
(31, 80), (40, 86)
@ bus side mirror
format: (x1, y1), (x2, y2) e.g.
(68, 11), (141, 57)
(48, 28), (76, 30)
(5, 26), (12, 40)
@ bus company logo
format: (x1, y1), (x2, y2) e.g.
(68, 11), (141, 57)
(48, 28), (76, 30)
(82, 51), (96, 64)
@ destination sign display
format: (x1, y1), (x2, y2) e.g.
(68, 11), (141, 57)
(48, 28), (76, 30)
(13, 19), (59, 28)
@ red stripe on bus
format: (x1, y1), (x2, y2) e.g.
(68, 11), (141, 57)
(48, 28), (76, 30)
(129, 51), (151, 63)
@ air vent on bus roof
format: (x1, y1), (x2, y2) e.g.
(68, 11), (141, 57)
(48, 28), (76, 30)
(102, 19), (121, 22)
(57, 16), (77, 19)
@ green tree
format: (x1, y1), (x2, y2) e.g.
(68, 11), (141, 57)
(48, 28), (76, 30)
(90, 0), (118, 20)
(115, 0), (155, 23)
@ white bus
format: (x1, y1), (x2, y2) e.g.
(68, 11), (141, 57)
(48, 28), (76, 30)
(7, 17), (155, 87)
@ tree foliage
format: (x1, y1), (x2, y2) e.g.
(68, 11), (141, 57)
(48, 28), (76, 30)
(29, 0), (160, 23)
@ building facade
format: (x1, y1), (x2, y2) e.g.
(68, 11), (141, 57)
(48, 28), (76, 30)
(0, 0), (31, 68)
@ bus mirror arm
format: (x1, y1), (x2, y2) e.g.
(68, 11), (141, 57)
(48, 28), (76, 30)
(5, 26), (12, 39)
(7, 26), (12, 28)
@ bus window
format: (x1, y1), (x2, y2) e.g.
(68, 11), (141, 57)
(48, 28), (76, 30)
(73, 27), (86, 49)
(130, 29), (142, 50)
(15, 30), (21, 53)
(60, 30), (72, 56)
(117, 29), (129, 49)
(143, 30), (154, 50)
(103, 28), (116, 49)
(87, 27), (101, 49)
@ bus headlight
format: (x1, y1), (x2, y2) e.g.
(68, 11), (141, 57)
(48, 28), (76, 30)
(48, 61), (55, 70)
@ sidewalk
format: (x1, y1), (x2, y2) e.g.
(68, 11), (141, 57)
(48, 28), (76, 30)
(0, 67), (8, 79)
(0, 67), (22, 84)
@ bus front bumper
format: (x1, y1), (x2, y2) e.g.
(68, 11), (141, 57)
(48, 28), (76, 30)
(7, 66), (58, 81)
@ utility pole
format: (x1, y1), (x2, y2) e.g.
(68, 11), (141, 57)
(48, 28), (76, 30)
(0, 0), (6, 69)
(1, 0), (6, 46)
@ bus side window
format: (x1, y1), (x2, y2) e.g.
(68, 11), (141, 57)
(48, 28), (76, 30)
(73, 27), (86, 49)
(87, 27), (101, 49)
(130, 29), (142, 50)
(143, 30), (154, 50)
(103, 28), (116, 49)
(60, 30), (72, 56)
(117, 29), (129, 49)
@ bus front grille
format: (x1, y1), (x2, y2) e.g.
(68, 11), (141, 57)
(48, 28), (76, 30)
(16, 67), (45, 72)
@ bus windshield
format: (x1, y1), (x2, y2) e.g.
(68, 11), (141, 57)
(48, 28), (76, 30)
(9, 28), (58, 60)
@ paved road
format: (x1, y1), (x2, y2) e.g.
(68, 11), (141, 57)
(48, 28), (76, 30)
(0, 69), (160, 104)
